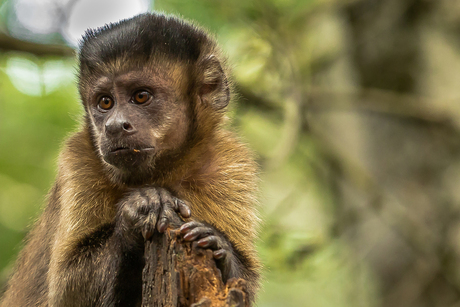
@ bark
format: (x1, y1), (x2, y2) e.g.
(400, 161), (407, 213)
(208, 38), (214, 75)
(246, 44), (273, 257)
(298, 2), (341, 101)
(141, 229), (249, 307)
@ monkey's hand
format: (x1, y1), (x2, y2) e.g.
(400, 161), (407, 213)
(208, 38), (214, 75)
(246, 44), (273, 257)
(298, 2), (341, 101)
(119, 187), (191, 241)
(180, 221), (240, 282)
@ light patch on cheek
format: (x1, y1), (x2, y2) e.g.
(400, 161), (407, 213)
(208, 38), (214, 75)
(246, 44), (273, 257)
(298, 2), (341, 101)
(88, 111), (105, 156)
(148, 122), (168, 151)
(149, 127), (164, 140)
(147, 110), (179, 152)
(162, 105), (189, 150)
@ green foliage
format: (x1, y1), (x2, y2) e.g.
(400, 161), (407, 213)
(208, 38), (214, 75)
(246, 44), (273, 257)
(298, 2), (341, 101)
(0, 55), (80, 273)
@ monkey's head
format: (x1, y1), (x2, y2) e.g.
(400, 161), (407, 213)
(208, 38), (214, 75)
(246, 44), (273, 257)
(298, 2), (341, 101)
(77, 13), (230, 185)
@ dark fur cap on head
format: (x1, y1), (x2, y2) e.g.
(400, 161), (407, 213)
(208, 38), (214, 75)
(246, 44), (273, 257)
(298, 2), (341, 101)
(77, 12), (230, 112)
(78, 13), (216, 71)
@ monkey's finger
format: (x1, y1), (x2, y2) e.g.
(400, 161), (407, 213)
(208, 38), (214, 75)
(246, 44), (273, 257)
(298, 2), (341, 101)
(174, 198), (191, 218)
(137, 210), (157, 240)
(183, 227), (213, 241)
(180, 221), (202, 234)
(157, 203), (169, 233)
(213, 249), (227, 260)
(158, 189), (191, 219)
(157, 204), (183, 232)
(157, 217), (169, 233)
(197, 235), (219, 249)
(142, 225), (154, 240)
(156, 207), (171, 233)
(142, 196), (161, 238)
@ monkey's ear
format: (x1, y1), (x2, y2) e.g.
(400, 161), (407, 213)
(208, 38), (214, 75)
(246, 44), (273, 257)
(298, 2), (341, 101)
(199, 55), (230, 110)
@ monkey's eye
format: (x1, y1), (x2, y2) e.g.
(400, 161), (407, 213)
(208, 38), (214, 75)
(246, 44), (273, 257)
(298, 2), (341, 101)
(133, 91), (151, 104)
(98, 96), (114, 110)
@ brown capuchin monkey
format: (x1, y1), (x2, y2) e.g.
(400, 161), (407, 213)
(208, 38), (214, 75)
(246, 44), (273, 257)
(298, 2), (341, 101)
(0, 13), (260, 307)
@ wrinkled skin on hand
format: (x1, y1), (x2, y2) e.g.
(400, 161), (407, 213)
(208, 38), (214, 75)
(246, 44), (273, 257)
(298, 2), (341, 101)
(119, 187), (191, 240)
(180, 221), (241, 282)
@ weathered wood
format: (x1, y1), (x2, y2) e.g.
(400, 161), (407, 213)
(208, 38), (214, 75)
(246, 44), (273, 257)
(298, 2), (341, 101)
(142, 229), (249, 307)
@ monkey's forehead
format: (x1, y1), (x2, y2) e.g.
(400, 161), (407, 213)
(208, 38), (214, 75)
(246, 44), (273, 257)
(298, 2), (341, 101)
(80, 60), (188, 90)
(78, 13), (215, 70)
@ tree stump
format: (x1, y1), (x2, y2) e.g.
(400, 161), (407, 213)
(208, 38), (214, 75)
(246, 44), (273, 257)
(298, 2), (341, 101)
(141, 229), (249, 307)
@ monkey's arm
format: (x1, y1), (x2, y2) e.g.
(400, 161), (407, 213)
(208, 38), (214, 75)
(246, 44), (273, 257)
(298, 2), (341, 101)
(48, 187), (189, 307)
(49, 223), (143, 306)
(48, 193), (141, 307)
(0, 194), (58, 307)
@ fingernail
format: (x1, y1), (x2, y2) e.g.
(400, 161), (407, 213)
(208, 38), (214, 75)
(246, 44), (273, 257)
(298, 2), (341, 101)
(181, 207), (191, 218)
(213, 250), (225, 259)
(183, 232), (196, 241)
(158, 221), (167, 233)
(143, 229), (153, 240)
(197, 238), (208, 247)
(180, 224), (190, 233)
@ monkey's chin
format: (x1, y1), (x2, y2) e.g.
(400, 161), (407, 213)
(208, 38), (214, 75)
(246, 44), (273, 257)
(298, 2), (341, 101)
(103, 148), (155, 171)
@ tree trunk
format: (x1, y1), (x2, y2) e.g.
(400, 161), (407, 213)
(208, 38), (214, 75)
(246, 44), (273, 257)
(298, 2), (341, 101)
(141, 229), (249, 307)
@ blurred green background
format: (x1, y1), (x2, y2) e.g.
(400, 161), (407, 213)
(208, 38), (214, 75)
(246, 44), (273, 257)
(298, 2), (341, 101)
(2, 0), (460, 306)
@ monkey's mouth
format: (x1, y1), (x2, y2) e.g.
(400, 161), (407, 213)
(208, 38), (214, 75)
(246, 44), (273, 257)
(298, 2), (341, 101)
(103, 147), (155, 169)
(110, 147), (155, 154)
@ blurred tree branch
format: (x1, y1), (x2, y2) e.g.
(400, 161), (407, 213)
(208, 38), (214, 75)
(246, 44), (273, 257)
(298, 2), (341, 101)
(308, 87), (457, 127)
(0, 32), (74, 57)
(238, 83), (458, 130)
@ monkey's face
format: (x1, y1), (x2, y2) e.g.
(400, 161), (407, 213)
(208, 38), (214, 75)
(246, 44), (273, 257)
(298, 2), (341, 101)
(84, 65), (191, 177)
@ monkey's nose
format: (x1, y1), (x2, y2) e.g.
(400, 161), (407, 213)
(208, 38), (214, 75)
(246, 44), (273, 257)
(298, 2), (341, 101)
(105, 119), (137, 136)
(122, 122), (135, 133)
